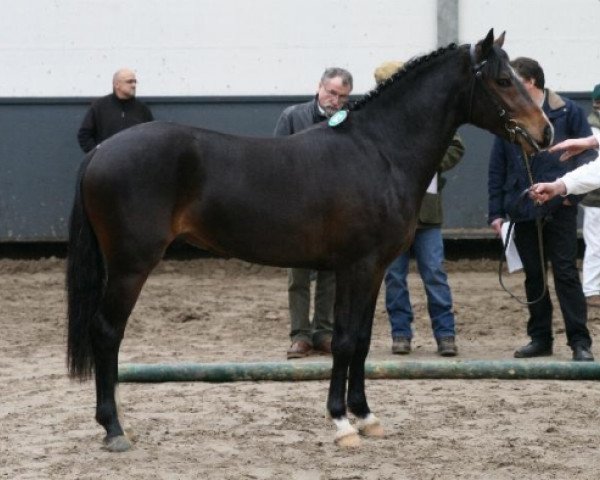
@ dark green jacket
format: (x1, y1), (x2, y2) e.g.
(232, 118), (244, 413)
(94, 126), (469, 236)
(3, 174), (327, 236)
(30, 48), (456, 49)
(581, 110), (600, 207)
(418, 133), (465, 227)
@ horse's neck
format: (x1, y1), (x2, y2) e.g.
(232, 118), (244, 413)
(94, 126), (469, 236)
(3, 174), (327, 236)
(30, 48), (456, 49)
(356, 52), (468, 193)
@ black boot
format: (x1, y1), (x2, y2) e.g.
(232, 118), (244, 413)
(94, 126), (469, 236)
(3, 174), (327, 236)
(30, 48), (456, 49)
(514, 341), (552, 358)
(572, 344), (594, 362)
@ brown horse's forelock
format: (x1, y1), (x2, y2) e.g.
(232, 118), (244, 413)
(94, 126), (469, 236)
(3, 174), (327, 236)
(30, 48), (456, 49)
(486, 45), (508, 78)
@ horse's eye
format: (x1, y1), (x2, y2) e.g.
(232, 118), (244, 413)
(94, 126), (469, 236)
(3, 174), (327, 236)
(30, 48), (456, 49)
(496, 78), (511, 88)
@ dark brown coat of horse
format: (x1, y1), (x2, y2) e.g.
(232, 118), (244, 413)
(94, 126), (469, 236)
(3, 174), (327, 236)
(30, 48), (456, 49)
(67, 30), (552, 451)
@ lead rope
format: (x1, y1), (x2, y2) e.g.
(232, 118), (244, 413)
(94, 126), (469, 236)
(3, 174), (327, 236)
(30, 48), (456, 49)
(498, 144), (548, 305)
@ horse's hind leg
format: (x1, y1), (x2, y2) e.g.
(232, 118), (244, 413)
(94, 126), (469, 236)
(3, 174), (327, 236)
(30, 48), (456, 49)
(92, 255), (162, 452)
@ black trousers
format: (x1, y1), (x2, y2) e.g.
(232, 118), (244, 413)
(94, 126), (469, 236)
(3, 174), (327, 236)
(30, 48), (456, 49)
(513, 206), (591, 348)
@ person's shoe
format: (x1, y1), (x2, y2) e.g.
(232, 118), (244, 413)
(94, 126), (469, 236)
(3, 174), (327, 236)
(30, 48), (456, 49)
(572, 345), (594, 362)
(314, 335), (332, 355)
(391, 336), (411, 355)
(437, 336), (458, 357)
(514, 342), (552, 358)
(287, 340), (312, 359)
(587, 295), (600, 309)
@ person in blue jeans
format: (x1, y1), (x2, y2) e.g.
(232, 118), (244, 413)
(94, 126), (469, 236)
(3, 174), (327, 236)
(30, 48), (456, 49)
(374, 61), (465, 356)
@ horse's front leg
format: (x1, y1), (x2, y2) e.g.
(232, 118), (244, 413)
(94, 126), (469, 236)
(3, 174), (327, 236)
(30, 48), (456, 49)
(328, 261), (384, 447)
(347, 275), (385, 439)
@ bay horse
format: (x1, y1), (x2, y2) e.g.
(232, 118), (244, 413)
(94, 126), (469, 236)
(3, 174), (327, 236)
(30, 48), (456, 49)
(67, 29), (552, 452)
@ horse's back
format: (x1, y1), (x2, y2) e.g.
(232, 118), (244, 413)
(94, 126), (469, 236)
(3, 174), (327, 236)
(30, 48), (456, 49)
(80, 120), (407, 268)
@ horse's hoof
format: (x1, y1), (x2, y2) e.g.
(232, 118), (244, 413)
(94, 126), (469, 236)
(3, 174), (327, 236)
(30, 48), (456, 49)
(356, 414), (384, 437)
(335, 432), (361, 448)
(359, 422), (384, 437)
(103, 435), (132, 452)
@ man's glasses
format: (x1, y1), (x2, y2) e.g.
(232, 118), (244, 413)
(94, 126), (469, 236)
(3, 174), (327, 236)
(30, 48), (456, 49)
(323, 86), (349, 102)
(123, 79), (138, 84)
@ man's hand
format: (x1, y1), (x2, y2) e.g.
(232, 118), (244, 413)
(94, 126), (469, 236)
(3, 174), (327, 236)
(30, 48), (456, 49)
(490, 218), (504, 237)
(548, 136), (599, 161)
(529, 180), (567, 203)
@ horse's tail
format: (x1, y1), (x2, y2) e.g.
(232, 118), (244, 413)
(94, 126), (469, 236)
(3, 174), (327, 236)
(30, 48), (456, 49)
(66, 151), (105, 380)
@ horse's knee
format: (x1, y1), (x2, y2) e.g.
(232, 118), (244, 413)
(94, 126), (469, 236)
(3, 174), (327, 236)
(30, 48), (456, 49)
(332, 336), (356, 359)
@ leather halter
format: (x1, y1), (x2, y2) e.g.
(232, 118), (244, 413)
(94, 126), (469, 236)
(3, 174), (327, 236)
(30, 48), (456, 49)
(468, 44), (542, 153)
(469, 43), (549, 305)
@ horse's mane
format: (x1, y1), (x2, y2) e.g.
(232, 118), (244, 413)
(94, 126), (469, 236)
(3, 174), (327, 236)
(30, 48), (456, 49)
(351, 43), (461, 112)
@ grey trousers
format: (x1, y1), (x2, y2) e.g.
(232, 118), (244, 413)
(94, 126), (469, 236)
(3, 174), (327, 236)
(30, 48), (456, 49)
(287, 268), (335, 344)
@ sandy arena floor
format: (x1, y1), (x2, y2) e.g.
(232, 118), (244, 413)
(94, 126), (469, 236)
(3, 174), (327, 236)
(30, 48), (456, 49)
(1, 257), (600, 479)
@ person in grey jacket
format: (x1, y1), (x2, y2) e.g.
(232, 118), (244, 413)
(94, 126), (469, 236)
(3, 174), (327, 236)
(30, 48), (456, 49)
(273, 67), (353, 359)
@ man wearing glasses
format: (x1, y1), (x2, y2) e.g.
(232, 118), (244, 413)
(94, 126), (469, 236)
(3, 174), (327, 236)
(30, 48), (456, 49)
(273, 67), (353, 359)
(77, 68), (154, 153)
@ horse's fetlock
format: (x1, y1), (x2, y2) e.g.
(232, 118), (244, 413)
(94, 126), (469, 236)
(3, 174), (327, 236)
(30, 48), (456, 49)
(96, 403), (120, 429)
(348, 401), (369, 418)
(328, 403), (347, 420)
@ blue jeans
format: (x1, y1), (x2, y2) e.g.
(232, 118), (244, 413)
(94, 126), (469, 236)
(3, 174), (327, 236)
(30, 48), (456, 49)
(385, 227), (455, 340)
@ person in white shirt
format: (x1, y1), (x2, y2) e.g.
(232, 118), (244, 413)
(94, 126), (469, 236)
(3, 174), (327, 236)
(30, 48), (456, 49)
(566, 86), (600, 307)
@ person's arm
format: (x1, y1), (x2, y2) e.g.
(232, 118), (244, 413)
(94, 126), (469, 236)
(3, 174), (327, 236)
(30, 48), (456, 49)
(77, 107), (98, 153)
(144, 104), (154, 122)
(439, 133), (465, 172)
(531, 153), (600, 202)
(273, 109), (293, 137)
(548, 135), (599, 161)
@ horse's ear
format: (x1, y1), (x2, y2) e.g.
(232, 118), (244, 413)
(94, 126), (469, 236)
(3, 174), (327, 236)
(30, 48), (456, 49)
(479, 28), (495, 58)
(494, 31), (506, 48)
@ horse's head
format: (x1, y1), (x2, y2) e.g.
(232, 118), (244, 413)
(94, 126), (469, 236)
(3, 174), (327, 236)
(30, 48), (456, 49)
(468, 29), (553, 154)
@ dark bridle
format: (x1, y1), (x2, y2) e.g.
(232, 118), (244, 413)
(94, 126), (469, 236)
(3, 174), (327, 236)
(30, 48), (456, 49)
(468, 43), (543, 153)
(469, 42), (550, 305)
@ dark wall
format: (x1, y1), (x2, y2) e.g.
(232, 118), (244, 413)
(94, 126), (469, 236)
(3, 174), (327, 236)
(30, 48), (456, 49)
(0, 93), (593, 242)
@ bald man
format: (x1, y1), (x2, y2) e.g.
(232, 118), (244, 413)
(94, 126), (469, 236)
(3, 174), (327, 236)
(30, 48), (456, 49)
(77, 68), (154, 153)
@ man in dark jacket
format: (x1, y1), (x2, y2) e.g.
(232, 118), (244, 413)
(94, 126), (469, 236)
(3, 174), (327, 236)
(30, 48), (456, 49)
(274, 67), (353, 359)
(77, 68), (154, 153)
(488, 57), (594, 361)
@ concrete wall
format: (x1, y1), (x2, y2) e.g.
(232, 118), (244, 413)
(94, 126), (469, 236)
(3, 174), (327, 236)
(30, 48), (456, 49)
(0, 0), (598, 242)
(3, 0), (597, 97)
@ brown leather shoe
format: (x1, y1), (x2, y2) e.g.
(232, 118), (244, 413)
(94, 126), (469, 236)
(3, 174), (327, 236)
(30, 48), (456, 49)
(287, 340), (312, 359)
(314, 335), (332, 354)
(437, 336), (458, 357)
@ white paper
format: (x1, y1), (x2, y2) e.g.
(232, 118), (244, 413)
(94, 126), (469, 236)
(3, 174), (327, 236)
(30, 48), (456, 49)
(426, 174), (438, 194)
(501, 222), (523, 273)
